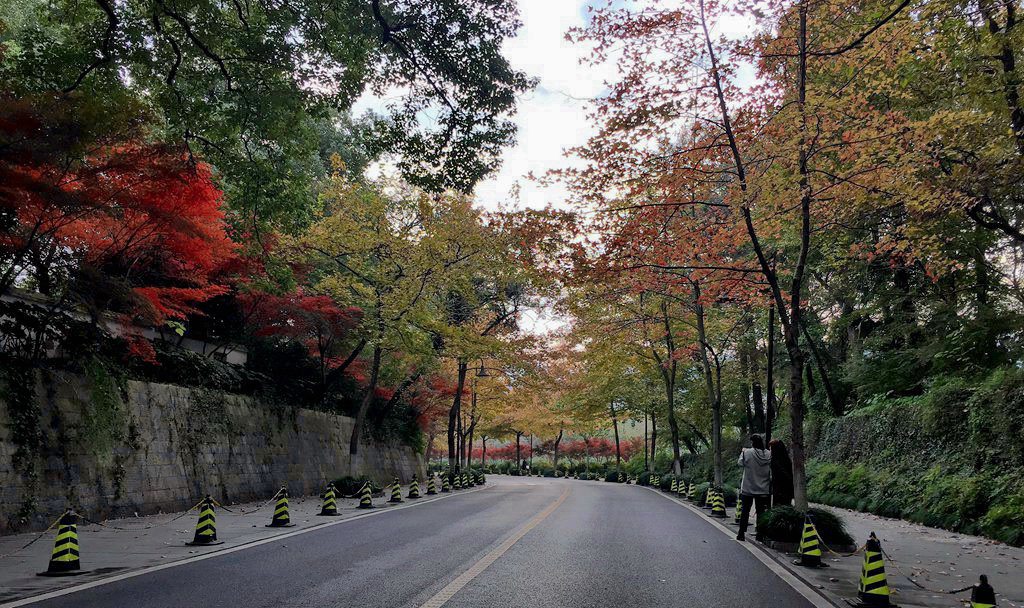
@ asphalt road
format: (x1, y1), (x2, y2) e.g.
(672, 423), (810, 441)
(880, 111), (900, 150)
(24, 477), (817, 608)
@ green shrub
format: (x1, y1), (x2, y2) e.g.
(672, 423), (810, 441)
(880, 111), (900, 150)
(604, 470), (624, 483)
(332, 475), (383, 497)
(756, 506), (854, 546)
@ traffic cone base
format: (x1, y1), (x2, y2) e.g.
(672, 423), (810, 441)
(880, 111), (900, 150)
(267, 489), (296, 527)
(318, 484), (339, 516)
(795, 519), (824, 568)
(358, 483), (375, 509)
(186, 497), (225, 545)
(38, 512), (87, 576)
(709, 490), (727, 518)
(850, 534), (897, 608)
(389, 478), (404, 503)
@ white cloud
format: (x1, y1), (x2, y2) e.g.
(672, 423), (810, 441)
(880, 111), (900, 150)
(473, 0), (614, 212)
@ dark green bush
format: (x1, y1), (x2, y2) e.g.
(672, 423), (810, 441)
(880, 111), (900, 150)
(756, 506), (854, 546)
(604, 470), (624, 483)
(332, 475), (383, 497)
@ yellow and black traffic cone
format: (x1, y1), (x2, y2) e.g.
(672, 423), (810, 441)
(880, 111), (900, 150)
(703, 487), (714, 509)
(464, 472), (471, 487)
(453, 472), (463, 490)
(318, 483), (339, 516)
(795, 515), (823, 567)
(710, 489), (727, 518)
(676, 479), (686, 497)
(37, 510), (84, 576)
(971, 575), (997, 608)
(186, 496), (224, 546)
(388, 478), (404, 503)
(358, 482), (373, 509)
(853, 532), (895, 607)
(441, 474), (452, 493)
(426, 475), (438, 495)
(266, 487), (295, 527)
(408, 475), (421, 499)
(733, 496), (744, 525)
(573, 472), (579, 480)
(687, 482), (697, 502)
(618, 471), (624, 483)
(670, 478), (678, 493)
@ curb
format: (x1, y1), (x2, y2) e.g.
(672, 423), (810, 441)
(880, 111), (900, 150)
(640, 485), (842, 608)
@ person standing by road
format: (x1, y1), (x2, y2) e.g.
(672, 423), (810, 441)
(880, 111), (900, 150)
(737, 434), (772, 542)
(769, 439), (794, 507)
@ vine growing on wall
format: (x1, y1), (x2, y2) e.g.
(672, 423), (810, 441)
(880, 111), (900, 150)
(1, 361), (42, 521)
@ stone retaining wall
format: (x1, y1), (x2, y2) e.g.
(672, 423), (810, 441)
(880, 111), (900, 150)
(0, 372), (424, 534)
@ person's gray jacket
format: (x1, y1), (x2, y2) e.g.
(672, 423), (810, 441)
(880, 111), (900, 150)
(738, 447), (772, 495)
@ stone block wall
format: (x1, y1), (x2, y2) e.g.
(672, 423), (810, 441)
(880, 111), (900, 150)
(0, 372), (424, 534)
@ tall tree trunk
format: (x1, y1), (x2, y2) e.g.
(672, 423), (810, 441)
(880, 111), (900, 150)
(481, 436), (488, 467)
(649, 412), (657, 470)
(448, 360), (469, 472)
(553, 426), (563, 472)
(515, 431), (523, 470)
(610, 401), (621, 469)
(658, 300), (684, 476)
(349, 345), (382, 456)
(693, 284), (721, 484)
(643, 413), (649, 471)
(766, 305), (777, 442)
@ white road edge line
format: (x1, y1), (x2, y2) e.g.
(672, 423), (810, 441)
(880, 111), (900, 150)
(1, 485), (491, 608)
(641, 486), (837, 608)
(417, 485), (571, 608)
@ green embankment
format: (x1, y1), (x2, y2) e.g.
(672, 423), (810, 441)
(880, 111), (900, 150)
(806, 368), (1024, 546)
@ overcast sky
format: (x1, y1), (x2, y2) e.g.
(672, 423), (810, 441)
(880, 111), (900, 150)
(472, 0), (613, 212)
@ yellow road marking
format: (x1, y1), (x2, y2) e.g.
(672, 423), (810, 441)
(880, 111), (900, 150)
(418, 485), (571, 608)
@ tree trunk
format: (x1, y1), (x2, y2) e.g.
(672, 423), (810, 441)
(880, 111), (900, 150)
(610, 401), (622, 469)
(515, 431), (523, 470)
(659, 300), (683, 476)
(481, 436), (488, 467)
(447, 360), (469, 472)
(766, 305), (777, 442)
(649, 412), (657, 470)
(553, 427), (564, 472)
(349, 345), (382, 455)
(643, 413), (649, 471)
(694, 284), (721, 485)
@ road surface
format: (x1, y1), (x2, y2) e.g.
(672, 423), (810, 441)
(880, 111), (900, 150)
(18, 477), (819, 608)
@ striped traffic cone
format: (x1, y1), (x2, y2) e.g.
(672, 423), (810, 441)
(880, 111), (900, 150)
(795, 515), (823, 567)
(389, 478), (404, 503)
(853, 533), (895, 607)
(186, 496), (224, 545)
(37, 510), (83, 576)
(971, 575), (997, 608)
(733, 496), (744, 525)
(463, 472), (471, 487)
(478, 471), (486, 484)
(318, 483), (339, 516)
(703, 487), (714, 509)
(687, 482), (697, 502)
(710, 489), (727, 518)
(408, 475), (421, 499)
(441, 474), (452, 493)
(670, 478), (678, 493)
(267, 487), (295, 527)
(453, 473), (463, 490)
(676, 480), (686, 497)
(427, 475), (438, 495)
(358, 482), (373, 509)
